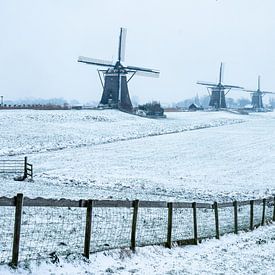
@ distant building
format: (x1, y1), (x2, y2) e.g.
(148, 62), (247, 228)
(188, 103), (203, 111)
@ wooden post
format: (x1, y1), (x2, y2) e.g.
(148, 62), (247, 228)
(166, 202), (173, 248)
(213, 202), (220, 239)
(24, 157), (27, 178)
(30, 164), (33, 179)
(233, 201), (238, 234)
(250, 200), (254, 231)
(84, 200), (93, 258)
(130, 200), (139, 251)
(192, 202), (198, 244)
(261, 198), (266, 226)
(273, 197), (275, 222)
(11, 193), (24, 267)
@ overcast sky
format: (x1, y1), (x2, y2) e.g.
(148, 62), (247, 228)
(1, 0), (275, 104)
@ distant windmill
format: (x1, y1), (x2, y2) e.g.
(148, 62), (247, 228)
(197, 63), (243, 109)
(78, 28), (160, 112)
(245, 76), (275, 109)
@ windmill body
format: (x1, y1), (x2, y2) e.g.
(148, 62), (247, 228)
(78, 28), (160, 112)
(197, 63), (243, 109)
(245, 76), (275, 110)
(99, 68), (132, 110)
(251, 92), (264, 109)
(208, 85), (226, 108)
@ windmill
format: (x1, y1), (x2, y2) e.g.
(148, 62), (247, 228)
(78, 28), (160, 112)
(245, 76), (275, 109)
(197, 63), (243, 109)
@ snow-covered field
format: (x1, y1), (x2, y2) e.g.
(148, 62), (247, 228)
(0, 109), (274, 202)
(0, 109), (274, 274)
(0, 109), (244, 157)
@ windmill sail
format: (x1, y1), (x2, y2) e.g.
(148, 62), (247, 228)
(118, 28), (127, 62)
(134, 70), (160, 78)
(78, 56), (114, 67)
(196, 81), (218, 87)
(219, 63), (223, 84)
(223, 84), (243, 89)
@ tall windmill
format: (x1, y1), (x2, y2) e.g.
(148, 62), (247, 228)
(197, 63), (243, 109)
(78, 28), (160, 112)
(245, 76), (275, 109)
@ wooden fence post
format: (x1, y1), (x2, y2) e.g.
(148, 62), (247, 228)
(273, 197), (275, 222)
(250, 200), (254, 231)
(131, 200), (139, 252)
(192, 202), (198, 244)
(11, 193), (24, 267)
(261, 198), (266, 226)
(233, 201), (238, 234)
(84, 200), (93, 259)
(213, 202), (220, 239)
(24, 157), (27, 178)
(166, 202), (173, 248)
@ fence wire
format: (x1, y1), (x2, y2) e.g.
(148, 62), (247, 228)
(238, 205), (250, 231)
(266, 201), (273, 222)
(172, 208), (193, 241)
(0, 207), (14, 263)
(19, 207), (86, 261)
(91, 207), (132, 252)
(219, 207), (235, 235)
(136, 208), (168, 246)
(253, 203), (263, 227)
(0, 160), (24, 174)
(0, 197), (273, 265)
(197, 208), (216, 238)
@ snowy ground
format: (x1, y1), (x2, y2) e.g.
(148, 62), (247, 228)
(0, 109), (244, 157)
(0, 110), (274, 202)
(0, 109), (274, 273)
(1, 224), (275, 274)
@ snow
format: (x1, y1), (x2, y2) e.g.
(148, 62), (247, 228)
(0, 109), (244, 156)
(0, 109), (274, 273)
(0, 110), (274, 202)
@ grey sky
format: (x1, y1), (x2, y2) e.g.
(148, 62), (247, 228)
(1, 0), (275, 104)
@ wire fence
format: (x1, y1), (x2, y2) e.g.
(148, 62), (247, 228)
(0, 160), (25, 174)
(0, 157), (33, 179)
(0, 194), (274, 267)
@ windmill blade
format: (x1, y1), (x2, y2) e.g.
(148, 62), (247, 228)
(223, 84), (243, 89)
(118, 28), (127, 62)
(219, 62), (224, 84)
(261, 91), (275, 94)
(132, 70), (160, 78)
(197, 81), (218, 87)
(244, 90), (256, 93)
(126, 65), (160, 74)
(258, 75), (261, 91)
(78, 56), (114, 67)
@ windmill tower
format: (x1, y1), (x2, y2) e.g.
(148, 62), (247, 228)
(78, 28), (160, 112)
(197, 63), (243, 109)
(245, 76), (275, 109)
